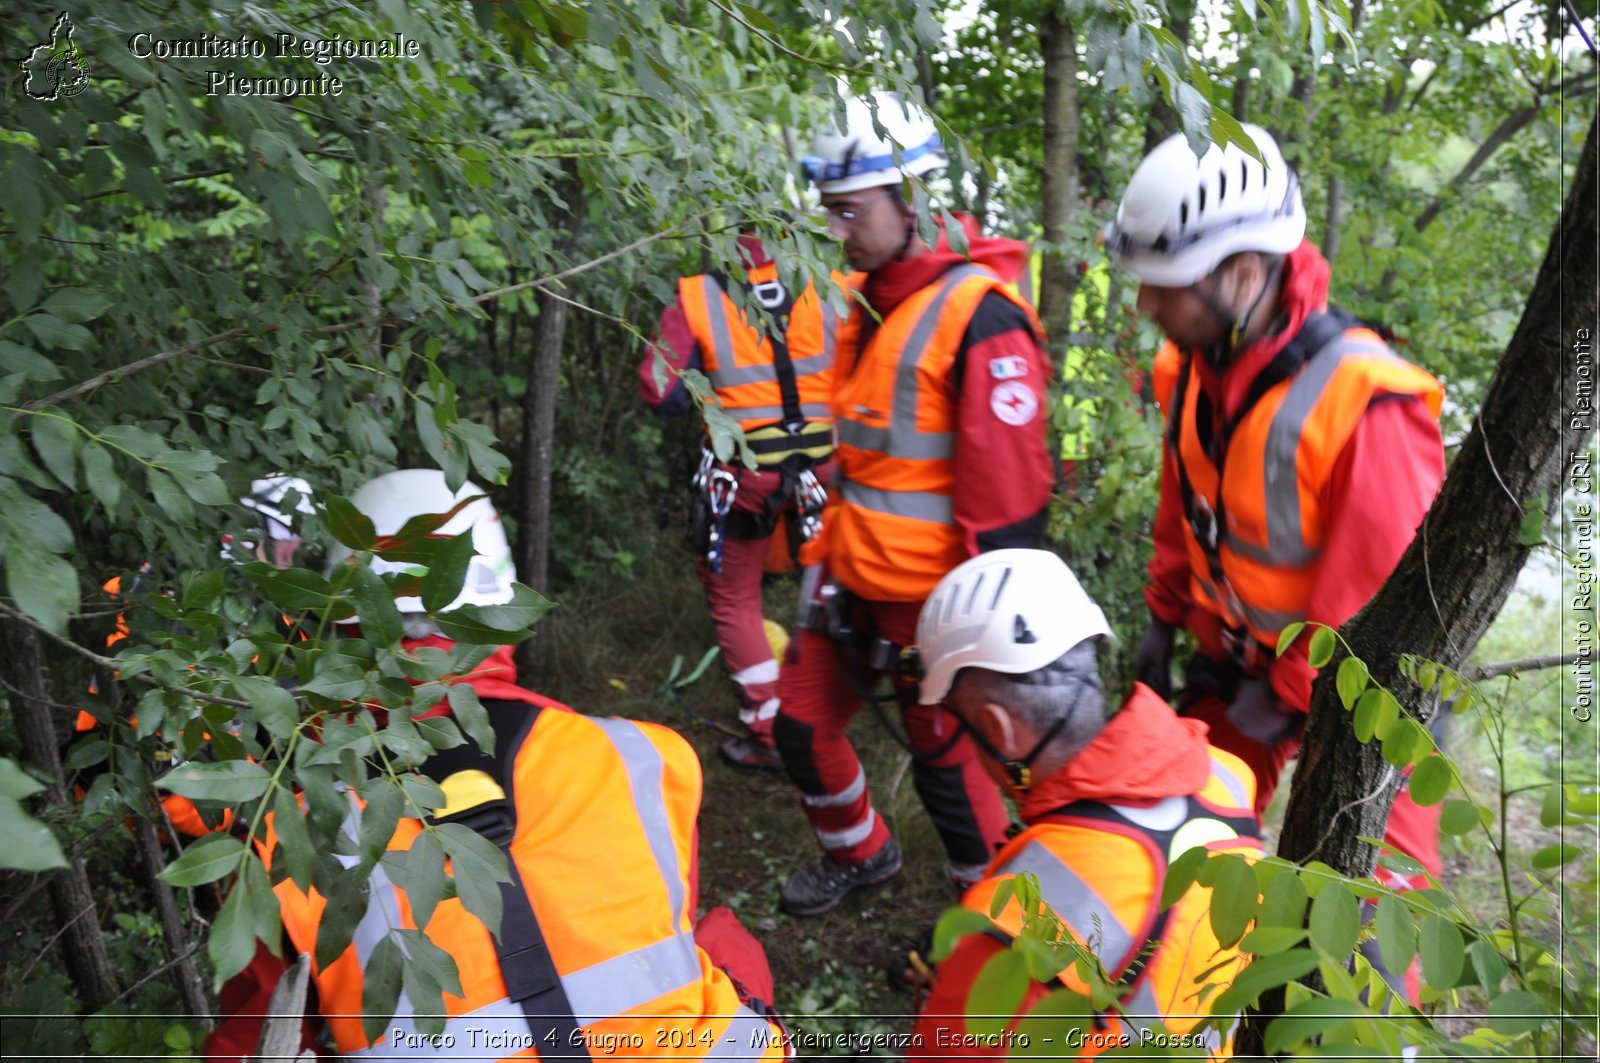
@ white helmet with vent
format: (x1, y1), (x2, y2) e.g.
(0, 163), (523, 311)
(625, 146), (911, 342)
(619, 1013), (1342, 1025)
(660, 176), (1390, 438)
(802, 90), (945, 195)
(917, 549), (1111, 705)
(1103, 124), (1306, 287)
(326, 469), (516, 615)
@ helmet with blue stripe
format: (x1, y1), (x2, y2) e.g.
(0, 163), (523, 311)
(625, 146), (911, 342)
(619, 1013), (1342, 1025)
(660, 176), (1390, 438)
(802, 90), (945, 195)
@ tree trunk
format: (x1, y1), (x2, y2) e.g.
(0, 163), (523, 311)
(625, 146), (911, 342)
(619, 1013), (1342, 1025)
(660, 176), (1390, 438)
(1037, 7), (1079, 355)
(0, 619), (120, 1011)
(1238, 111), (1598, 1052)
(515, 164), (583, 677)
(133, 814), (211, 1023)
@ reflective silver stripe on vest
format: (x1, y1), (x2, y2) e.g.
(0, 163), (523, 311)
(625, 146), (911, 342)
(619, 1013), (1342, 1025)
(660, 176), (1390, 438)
(562, 931), (703, 1023)
(993, 840), (1136, 975)
(1208, 753), (1252, 810)
(701, 278), (833, 391)
(718, 401), (832, 423)
(838, 474), (954, 524)
(590, 717), (687, 927)
(1246, 338), (1393, 568)
(836, 264), (996, 461)
(1195, 572), (1304, 635)
(704, 1007), (780, 1058)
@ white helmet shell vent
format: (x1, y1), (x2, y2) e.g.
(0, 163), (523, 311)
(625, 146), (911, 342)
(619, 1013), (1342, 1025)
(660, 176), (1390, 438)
(1104, 124), (1306, 287)
(802, 90), (945, 195)
(917, 549), (1111, 705)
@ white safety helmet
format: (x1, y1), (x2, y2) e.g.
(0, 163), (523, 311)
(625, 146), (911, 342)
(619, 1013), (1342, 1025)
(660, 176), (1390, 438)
(241, 476), (316, 541)
(917, 549), (1111, 705)
(326, 469), (516, 614)
(1103, 124), (1306, 287)
(802, 90), (945, 195)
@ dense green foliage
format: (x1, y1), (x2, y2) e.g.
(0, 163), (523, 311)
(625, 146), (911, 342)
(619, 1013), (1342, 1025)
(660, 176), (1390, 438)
(1, 0), (1593, 1056)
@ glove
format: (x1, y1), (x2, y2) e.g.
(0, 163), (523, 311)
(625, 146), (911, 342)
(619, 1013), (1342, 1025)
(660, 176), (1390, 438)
(1132, 616), (1177, 699)
(1225, 678), (1302, 747)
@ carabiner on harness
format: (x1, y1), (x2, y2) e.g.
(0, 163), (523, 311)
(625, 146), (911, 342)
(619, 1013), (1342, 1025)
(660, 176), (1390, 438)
(703, 467), (739, 574)
(793, 467), (828, 542)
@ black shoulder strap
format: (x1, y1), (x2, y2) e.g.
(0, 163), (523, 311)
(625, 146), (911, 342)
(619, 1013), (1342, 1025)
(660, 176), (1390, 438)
(424, 701), (592, 1060)
(712, 271), (805, 431)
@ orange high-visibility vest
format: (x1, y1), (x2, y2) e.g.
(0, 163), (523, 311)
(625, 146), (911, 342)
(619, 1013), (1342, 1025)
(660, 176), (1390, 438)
(1153, 327), (1443, 650)
(822, 264), (1044, 602)
(961, 748), (1261, 1056)
(679, 263), (838, 467)
(262, 706), (785, 1060)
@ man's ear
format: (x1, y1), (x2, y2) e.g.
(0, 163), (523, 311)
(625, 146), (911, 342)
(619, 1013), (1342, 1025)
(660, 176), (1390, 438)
(973, 701), (1022, 758)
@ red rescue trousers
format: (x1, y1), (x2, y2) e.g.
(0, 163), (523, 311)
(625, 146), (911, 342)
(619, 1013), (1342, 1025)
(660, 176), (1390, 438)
(773, 597), (1009, 884)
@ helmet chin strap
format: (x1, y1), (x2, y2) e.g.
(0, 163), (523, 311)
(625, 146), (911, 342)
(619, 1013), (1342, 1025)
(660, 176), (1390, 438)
(1189, 257), (1283, 368)
(892, 187), (918, 261)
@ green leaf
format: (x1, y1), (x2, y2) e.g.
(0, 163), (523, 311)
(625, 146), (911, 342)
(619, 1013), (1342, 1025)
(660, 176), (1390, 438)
(22, 312), (94, 351)
(209, 877), (261, 988)
(421, 531), (476, 613)
(158, 760), (271, 803)
(1353, 689), (1383, 742)
(5, 546), (78, 635)
(361, 935), (405, 1044)
(1419, 914), (1464, 987)
(1531, 843), (1580, 869)
(1375, 895), (1417, 974)
(0, 794), (68, 871)
(1381, 718), (1420, 767)
(1264, 996), (1362, 1054)
(1239, 925), (1307, 956)
(40, 287), (111, 323)
(31, 416), (79, 489)
(965, 947), (1032, 1040)
(434, 822), (509, 936)
(1212, 948), (1320, 1015)
(1208, 858), (1259, 948)
(237, 676), (299, 743)
(446, 684), (494, 756)
(351, 564), (404, 648)
(402, 829), (448, 931)
(1486, 989), (1545, 1036)
(1307, 626), (1336, 669)
(1161, 845), (1209, 910)
(325, 493), (377, 550)
(0, 758), (45, 800)
(1308, 882), (1360, 959)
(1258, 868), (1308, 928)
(0, 340), (60, 380)
(160, 833), (245, 887)
(80, 442), (120, 510)
(271, 786), (315, 893)
(1439, 798), (1481, 836)
(1409, 756), (1453, 806)
(358, 782), (404, 871)
(1515, 501), (1547, 546)
(931, 905), (995, 962)
(1275, 621), (1306, 657)
(1467, 938), (1508, 994)
(1335, 656), (1368, 709)
(1539, 783), (1564, 827)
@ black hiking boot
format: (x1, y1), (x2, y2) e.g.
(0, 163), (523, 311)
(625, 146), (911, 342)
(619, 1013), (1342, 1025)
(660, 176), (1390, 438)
(779, 838), (903, 917)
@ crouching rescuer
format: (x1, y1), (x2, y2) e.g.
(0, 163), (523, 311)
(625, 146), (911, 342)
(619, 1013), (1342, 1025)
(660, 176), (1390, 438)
(640, 233), (839, 771)
(205, 469), (789, 1061)
(908, 549), (1263, 1058)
